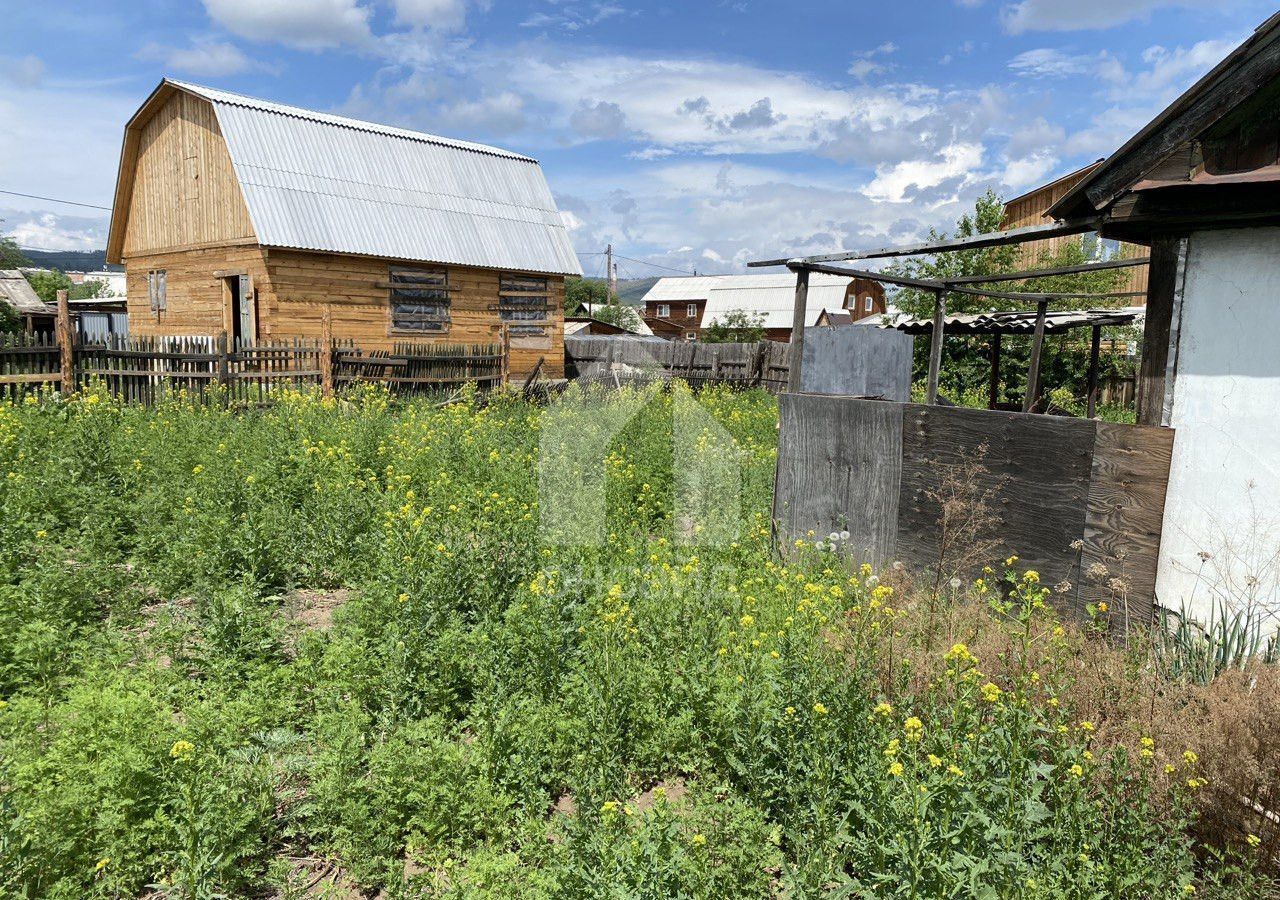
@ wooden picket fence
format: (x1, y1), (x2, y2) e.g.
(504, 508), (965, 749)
(0, 331), (506, 405)
(563, 336), (793, 392)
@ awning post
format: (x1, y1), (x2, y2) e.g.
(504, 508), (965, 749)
(787, 266), (810, 393)
(1086, 323), (1102, 419)
(926, 289), (945, 405)
(1023, 298), (1049, 413)
(988, 332), (1002, 409)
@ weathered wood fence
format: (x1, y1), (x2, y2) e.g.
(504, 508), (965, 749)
(0, 331), (505, 403)
(564, 336), (793, 391)
(773, 395), (1174, 626)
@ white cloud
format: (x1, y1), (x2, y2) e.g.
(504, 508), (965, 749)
(520, 2), (626, 32)
(2, 211), (107, 252)
(136, 37), (273, 77)
(392, 0), (470, 32)
(865, 142), (986, 202)
(848, 41), (898, 80)
(0, 55), (45, 88)
(1008, 47), (1107, 78)
(1001, 0), (1205, 33)
(570, 100), (628, 140)
(202, 0), (374, 49)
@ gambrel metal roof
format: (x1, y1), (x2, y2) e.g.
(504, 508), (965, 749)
(109, 80), (581, 275)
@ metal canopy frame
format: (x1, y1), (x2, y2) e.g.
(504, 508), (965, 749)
(773, 226), (1147, 416)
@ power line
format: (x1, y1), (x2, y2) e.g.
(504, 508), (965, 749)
(580, 250), (696, 276)
(0, 189), (112, 211)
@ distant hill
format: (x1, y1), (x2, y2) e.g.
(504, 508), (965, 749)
(18, 248), (120, 273)
(617, 277), (660, 305)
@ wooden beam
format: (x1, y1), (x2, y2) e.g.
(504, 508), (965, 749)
(1023, 299), (1049, 413)
(943, 255), (1149, 285)
(749, 219), (1098, 268)
(787, 267), (810, 393)
(795, 261), (945, 291)
(1086, 324), (1102, 419)
(926, 289), (945, 405)
(989, 332), (1001, 410)
(945, 286), (1147, 303)
(1135, 235), (1184, 426)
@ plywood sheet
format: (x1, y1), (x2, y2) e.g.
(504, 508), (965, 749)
(773, 395), (902, 567)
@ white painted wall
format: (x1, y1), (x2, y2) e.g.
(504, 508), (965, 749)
(1156, 227), (1280, 624)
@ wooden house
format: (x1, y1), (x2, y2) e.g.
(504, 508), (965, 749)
(0, 270), (54, 335)
(1049, 10), (1280, 620)
(1002, 163), (1149, 297)
(105, 80), (581, 377)
(641, 274), (886, 341)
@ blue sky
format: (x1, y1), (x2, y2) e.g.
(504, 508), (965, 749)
(0, 0), (1272, 277)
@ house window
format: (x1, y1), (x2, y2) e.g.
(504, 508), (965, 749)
(864, 296), (874, 312)
(686, 332), (698, 342)
(657, 303), (670, 318)
(499, 273), (551, 336)
(687, 303), (698, 318)
(389, 265), (450, 332)
(147, 270), (166, 315)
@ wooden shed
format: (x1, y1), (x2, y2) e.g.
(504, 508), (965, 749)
(1049, 10), (1280, 621)
(105, 80), (581, 377)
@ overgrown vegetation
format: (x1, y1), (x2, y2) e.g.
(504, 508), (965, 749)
(703, 308), (767, 344)
(0, 385), (1274, 898)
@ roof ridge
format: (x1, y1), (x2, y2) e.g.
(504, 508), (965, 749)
(166, 79), (538, 164)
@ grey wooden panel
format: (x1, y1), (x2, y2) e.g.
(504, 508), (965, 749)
(895, 405), (1096, 594)
(800, 326), (913, 401)
(774, 395), (902, 568)
(1080, 422), (1174, 625)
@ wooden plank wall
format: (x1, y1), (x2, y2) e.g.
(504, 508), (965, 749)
(773, 396), (1174, 625)
(896, 405), (1095, 598)
(121, 246), (563, 379)
(1001, 167), (1149, 297)
(121, 91), (256, 256)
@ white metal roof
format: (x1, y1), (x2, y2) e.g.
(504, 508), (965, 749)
(169, 81), (581, 276)
(643, 274), (854, 328)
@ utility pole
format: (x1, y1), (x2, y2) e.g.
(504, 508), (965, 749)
(605, 243), (618, 301)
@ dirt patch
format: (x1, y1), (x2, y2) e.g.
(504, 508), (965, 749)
(285, 588), (350, 632)
(271, 857), (364, 899)
(634, 777), (688, 813)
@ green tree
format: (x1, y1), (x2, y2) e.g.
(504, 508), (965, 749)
(590, 294), (641, 331)
(702, 309), (766, 343)
(564, 276), (609, 315)
(885, 190), (1134, 406)
(0, 224), (32, 269)
(23, 269), (108, 303)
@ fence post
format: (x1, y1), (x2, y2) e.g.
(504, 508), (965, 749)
(56, 289), (74, 394)
(217, 331), (230, 396)
(501, 323), (510, 387)
(320, 310), (334, 397)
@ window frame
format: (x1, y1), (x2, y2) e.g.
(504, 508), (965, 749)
(656, 303), (671, 318)
(687, 302), (698, 318)
(498, 273), (552, 337)
(388, 265), (451, 335)
(147, 269), (166, 316)
(864, 296), (874, 312)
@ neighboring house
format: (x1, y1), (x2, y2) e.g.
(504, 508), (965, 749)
(1002, 162), (1149, 298)
(1046, 10), (1280, 621)
(105, 80), (580, 377)
(641, 276), (720, 340)
(83, 271), (128, 297)
(0, 270), (55, 334)
(641, 274), (886, 341)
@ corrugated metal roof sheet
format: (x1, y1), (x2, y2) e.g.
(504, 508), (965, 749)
(643, 273), (854, 329)
(0, 270), (53, 315)
(171, 81), (581, 276)
(703, 274), (853, 330)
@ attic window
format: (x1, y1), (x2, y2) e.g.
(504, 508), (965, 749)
(499, 274), (550, 336)
(389, 266), (450, 332)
